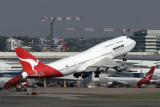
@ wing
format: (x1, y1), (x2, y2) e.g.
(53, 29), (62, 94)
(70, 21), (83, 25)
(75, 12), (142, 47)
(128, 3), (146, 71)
(90, 57), (121, 68)
(85, 57), (122, 72)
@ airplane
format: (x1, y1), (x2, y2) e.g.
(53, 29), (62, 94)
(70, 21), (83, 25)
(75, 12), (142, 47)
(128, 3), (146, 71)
(0, 72), (22, 77)
(0, 75), (26, 89)
(99, 66), (155, 87)
(15, 36), (136, 79)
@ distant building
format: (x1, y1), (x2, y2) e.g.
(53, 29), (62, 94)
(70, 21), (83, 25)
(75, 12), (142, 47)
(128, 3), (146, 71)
(131, 30), (160, 52)
(0, 62), (11, 71)
(6, 38), (23, 51)
(22, 46), (32, 52)
(29, 38), (64, 52)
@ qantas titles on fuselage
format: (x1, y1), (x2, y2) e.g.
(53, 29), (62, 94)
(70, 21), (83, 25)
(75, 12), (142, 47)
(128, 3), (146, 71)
(113, 44), (124, 50)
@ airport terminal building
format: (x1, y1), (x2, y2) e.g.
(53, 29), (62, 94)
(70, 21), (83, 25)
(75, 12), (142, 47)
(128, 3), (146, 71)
(131, 30), (160, 52)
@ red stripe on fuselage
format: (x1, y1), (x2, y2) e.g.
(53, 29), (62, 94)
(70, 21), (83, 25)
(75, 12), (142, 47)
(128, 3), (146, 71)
(15, 47), (63, 78)
(27, 64), (63, 78)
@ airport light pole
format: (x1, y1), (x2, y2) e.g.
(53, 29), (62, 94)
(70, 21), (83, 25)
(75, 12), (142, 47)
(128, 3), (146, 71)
(141, 50), (142, 73)
(139, 45), (143, 74)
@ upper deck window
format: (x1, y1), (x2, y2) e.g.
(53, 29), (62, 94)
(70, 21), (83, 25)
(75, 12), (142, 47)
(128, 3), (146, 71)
(105, 44), (114, 48)
(116, 40), (123, 44)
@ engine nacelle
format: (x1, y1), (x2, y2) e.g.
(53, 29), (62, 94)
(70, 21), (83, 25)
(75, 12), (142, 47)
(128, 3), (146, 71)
(157, 80), (160, 84)
(154, 79), (160, 85)
(114, 64), (128, 72)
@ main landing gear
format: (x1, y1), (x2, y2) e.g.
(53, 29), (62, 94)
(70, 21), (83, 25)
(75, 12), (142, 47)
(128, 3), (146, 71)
(73, 73), (81, 78)
(94, 74), (99, 78)
(94, 67), (100, 78)
(82, 73), (89, 78)
(73, 67), (104, 79)
(73, 72), (89, 78)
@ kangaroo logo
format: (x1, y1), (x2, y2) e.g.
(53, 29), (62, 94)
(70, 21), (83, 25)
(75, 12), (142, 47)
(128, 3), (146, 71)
(145, 74), (153, 79)
(18, 57), (39, 74)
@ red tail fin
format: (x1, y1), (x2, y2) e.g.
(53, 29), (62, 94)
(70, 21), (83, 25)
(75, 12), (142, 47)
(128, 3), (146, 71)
(15, 47), (45, 75)
(144, 66), (155, 80)
(15, 47), (63, 78)
(61, 40), (66, 51)
(137, 66), (155, 85)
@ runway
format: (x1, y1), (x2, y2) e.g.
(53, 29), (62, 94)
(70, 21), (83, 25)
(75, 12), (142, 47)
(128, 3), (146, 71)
(1, 87), (160, 107)
(1, 96), (160, 107)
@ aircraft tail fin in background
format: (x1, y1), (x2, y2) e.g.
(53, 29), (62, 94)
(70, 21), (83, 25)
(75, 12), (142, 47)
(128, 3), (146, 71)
(137, 66), (155, 85)
(61, 40), (67, 51)
(144, 66), (155, 80)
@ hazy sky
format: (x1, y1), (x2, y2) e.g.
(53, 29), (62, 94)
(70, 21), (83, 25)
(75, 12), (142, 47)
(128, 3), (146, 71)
(0, 0), (160, 38)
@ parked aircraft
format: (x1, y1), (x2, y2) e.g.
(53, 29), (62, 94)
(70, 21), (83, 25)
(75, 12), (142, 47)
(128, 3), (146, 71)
(15, 36), (136, 79)
(99, 66), (155, 87)
(0, 75), (26, 88)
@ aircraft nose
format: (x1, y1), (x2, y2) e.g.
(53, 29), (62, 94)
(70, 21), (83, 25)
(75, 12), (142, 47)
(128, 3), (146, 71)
(130, 38), (136, 46)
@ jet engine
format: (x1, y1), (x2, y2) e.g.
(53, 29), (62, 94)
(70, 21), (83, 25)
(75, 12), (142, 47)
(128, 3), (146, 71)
(114, 64), (128, 72)
(154, 79), (160, 85)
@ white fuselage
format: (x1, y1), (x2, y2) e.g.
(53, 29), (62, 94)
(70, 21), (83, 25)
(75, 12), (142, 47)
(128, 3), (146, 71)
(47, 36), (136, 76)
(100, 77), (141, 85)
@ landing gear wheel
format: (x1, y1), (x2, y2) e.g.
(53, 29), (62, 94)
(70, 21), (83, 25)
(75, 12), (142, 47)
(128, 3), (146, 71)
(73, 73), (81, 78)
(95, 74), (99, 78)
(86, 74), (89, 77)
(82, 75), (86, 78)
(123, 58), (127, 61)
(73, 75), (79, 78)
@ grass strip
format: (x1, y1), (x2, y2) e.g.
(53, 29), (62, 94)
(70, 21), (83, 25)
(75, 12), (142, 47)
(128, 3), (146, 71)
(86, 93), (160, 99)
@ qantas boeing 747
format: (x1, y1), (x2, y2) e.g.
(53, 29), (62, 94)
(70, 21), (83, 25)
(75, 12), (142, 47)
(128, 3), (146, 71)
(15, 36), (136, 79)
